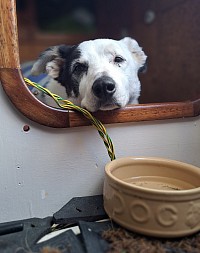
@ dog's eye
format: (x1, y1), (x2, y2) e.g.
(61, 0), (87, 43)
(114, 56), (125, 63)
(73, 63), (88, 74)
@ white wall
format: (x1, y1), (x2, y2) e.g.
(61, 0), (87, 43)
(1, 85), (200, 223)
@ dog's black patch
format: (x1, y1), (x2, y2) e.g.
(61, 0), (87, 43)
(55, 45), (83, 97)
(72, 62), (88, 77)
(138, 61), (147, 74)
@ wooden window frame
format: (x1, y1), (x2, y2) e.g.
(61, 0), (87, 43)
(1, 0), (200, 128)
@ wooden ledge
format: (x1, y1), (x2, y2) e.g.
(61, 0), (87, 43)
(0, 68), (69, 127)
(0, 67), (199, 128)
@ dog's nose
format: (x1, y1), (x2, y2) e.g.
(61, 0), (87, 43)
(92, 76), (116, 99)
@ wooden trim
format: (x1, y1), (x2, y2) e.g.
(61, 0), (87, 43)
(69, 101), (195, 127)
(1, 67), (199, 128)
(0, 0), (20, 69)
(1, 0), (200, 129)
(0, 68), (70, 127)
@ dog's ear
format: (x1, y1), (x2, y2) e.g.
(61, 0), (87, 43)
(31, 45), (71, 78)
(120, 37), (147, 71)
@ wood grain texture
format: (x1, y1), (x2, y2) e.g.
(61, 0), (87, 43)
(1, 68), (199, 128)
(69, 102), (194, 128)
(0, 68), (70, 128)
(0, 0), (20, 68)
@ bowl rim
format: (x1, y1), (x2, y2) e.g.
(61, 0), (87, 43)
(105, 156), (200, 196)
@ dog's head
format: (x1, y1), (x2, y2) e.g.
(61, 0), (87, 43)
(31, 37), (147, 112)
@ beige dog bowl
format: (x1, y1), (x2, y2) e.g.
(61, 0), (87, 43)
(103, 157), (200, 238)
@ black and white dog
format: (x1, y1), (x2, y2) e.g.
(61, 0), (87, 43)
(31, 37), (147, 112)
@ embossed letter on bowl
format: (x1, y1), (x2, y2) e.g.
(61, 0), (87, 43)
(103, 157), (200, 238)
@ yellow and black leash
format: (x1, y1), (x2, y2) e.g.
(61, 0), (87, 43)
(24, 78), (116, 161)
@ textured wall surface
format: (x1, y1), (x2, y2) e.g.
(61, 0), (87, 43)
(1, 85), (200, 223)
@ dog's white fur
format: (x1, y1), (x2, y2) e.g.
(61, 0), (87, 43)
(32, 37), (147, 112)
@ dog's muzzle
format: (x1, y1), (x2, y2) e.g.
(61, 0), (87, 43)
(92, 76), (116, 101)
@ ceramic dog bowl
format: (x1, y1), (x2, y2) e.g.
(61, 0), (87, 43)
(103, 157), (200, 238)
